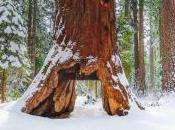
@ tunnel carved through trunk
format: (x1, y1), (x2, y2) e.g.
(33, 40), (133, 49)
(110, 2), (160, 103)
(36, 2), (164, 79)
(21, 0), (130, 118)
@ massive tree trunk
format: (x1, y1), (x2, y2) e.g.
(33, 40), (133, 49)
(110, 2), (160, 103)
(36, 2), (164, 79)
(20, 0), (130, 118)
(161, 0), (175, 92)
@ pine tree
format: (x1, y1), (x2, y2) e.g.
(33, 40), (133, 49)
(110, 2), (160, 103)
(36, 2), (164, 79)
(35, 0), (54, 73)
(0, 0), (30, 102)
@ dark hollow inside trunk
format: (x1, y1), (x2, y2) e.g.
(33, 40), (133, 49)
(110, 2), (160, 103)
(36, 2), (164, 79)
(21, 0), (130, 118)
(59, 63), (99, 80)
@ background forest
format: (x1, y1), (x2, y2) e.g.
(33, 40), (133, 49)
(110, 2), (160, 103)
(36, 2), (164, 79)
(0, 0), (167, 102)
(1, 0), (175, 130)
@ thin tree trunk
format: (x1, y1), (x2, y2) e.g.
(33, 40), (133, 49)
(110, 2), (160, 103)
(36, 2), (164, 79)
(138, 0), (145, 94)
(131, 0), (139, 89)
(95, 80), (98, 99)
(27, 0), (37, 77)
(161, 0), (175, 92)
(149, 29), (154, 91)
(132, 0), (145, 95)
(0, 69), (7, 103)
(125, 0), (130, 18)
(32, 0), (37, 75)
(27, 0), (32, 63)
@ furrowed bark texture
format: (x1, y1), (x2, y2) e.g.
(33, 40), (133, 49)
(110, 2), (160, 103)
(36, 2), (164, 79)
(21, 0), (130, 118)
(161, 0), (175, 92)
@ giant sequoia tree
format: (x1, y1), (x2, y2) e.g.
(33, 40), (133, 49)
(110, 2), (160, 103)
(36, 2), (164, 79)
(161, 0), (175, 92)
(18, 0), (131, 118)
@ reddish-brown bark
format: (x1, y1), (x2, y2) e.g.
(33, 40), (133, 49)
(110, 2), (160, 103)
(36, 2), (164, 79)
(161, 0), (175, 92)
(21, 0), (130, 118)
(138, 0), (145, 94)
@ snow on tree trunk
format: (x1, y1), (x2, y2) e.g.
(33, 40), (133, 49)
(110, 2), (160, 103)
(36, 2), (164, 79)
(19, 0), (130, 118)
(161, 0), (175, 92)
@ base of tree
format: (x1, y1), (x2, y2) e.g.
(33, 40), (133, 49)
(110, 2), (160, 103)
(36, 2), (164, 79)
(21, 59), (130, 118)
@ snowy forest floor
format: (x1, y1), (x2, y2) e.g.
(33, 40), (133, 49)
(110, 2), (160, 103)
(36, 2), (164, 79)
(0, 94), (175, 130)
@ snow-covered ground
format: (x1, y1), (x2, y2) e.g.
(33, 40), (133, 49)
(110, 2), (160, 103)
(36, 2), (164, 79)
(0, 95), (175, 130)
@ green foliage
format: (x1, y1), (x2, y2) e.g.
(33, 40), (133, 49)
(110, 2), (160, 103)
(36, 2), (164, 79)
(117, 0), (134, 80)
(0, 0), (29, 69)
(35, 0), (53, 72)
(117, 0), (161, 93)
(145, 0), (161, 90)
(0, 0), (163, 100)
(8, 88), (22, 100)
(0, 0), (31, 100)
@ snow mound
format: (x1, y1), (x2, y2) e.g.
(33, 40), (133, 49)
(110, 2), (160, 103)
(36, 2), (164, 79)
(0, 95), (175, 130)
